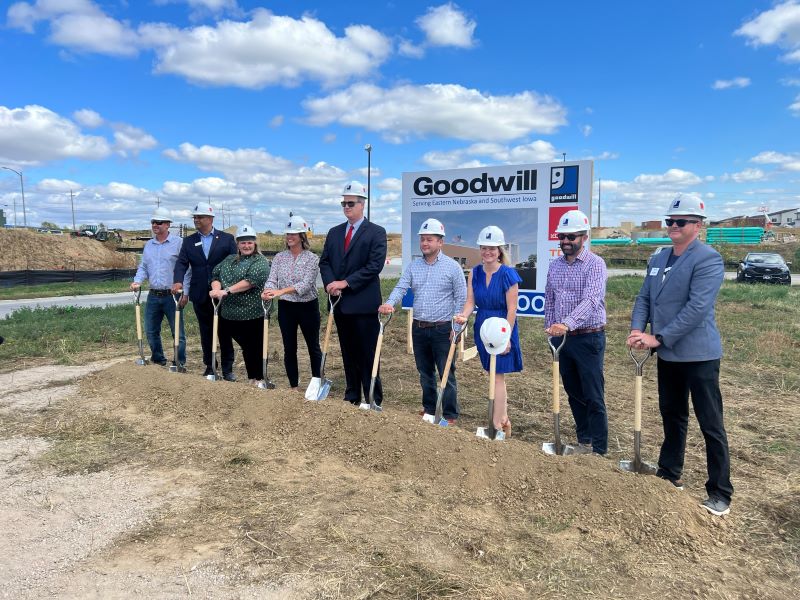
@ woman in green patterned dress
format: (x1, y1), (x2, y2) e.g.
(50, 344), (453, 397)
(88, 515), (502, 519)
(210, 225), (270, 384)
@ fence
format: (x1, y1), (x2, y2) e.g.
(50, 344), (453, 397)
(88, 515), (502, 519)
(0, 269), (137, 288)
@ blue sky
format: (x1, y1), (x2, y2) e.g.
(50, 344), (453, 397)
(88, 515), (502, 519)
(1, 0), (799, 233)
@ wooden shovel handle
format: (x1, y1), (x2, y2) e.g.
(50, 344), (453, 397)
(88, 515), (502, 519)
(489, 353), (496, 401)
(438, 341), (458, 392)
(322, 311), (334, 354)
(552, 360), (560, 414)
(634, 374), (643, 432)
(371, 334), (383, 378)
(263, 316), (269, 359)
(135, 303), (143, 341)
(174, 309), (181, 347)
(211, 313), (219, 355)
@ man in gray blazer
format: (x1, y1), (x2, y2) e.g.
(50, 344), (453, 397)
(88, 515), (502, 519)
(627, 196), (733, 517)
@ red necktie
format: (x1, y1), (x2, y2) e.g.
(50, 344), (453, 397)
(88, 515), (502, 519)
(344, 224), (354, 251)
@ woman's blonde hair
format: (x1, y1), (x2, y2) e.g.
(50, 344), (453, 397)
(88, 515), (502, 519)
(481, 244), (511, 266)
(235, 241), (259, 262)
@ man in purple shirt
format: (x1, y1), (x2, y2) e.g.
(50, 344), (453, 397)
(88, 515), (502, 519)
(544, 209), (608, 455)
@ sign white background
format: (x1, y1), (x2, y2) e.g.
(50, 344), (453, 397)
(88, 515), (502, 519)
(401, 161), (593, 316)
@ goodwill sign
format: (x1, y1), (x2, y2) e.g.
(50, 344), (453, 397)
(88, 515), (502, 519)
(401, 161), (593, 317)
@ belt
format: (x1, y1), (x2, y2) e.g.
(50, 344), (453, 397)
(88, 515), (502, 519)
(413, 319), (449, 328)
(148, 289), (173, 297)
(568, 326), (605, 336)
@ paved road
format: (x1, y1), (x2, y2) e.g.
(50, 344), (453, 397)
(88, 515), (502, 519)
(1, 264), (796, 320)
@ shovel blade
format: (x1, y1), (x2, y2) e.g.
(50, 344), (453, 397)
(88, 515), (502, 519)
(358, 402), (371, 411)
(315, 378), (332, 401)
(258, 380), (276, 390)
(422, 413), (436, 424)
(135, 358), (148, 366)
(618, 459), (658, 475)
(305, 377), (321, 400)
(541, 442), (576, 456)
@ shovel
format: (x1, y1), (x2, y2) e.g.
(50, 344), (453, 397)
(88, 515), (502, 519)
(619, 348), (658, 475)
(169, 293), (187, 373)
(360, 311), (392, 412)
(257, 299), (276, 389)
(542, 335), (575, 455)
(305, 294), (341, 401)
(207, 295), (222, 381)
(133, 289), (149, 366)
(476, 353), (502, 440)
(423, 318), (466, 426)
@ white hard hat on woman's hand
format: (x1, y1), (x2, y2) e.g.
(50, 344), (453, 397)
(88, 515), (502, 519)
(480, 317), (512, 355)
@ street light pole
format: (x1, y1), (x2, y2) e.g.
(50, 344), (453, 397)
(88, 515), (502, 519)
(364, 143), (372, 221)
(1, 166), (26, 227)
(70, 189), (77, 232)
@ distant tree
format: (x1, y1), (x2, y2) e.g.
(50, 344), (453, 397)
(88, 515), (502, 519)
(264, 230), (273, 236)
(41, 221), (60, 229)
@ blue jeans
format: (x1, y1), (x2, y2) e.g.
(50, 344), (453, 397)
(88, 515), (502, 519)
(412, 322), (458, 419)
(558, 332), (607, 454)
(145, 294), (186, 365)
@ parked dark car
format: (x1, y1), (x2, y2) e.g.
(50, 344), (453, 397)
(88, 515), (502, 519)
(736, 252), (791, 285)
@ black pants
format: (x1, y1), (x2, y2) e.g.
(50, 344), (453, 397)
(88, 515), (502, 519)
(334, 311), (381, 404)
(559, 332), (607, 454)
(277, 299), (322, 388)
(193, 296), (234, 370)
(656, 358), (733, 503)
(219, 316), (263, 379)
(412, 322), (458, 419)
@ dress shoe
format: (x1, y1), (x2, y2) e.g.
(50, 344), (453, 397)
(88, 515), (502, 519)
(222, 372), (237, 382)
(202, 366), (214, 377)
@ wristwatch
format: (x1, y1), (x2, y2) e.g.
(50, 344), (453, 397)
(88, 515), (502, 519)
(655, 334), (664, 345)
(224, 287), (231, 295)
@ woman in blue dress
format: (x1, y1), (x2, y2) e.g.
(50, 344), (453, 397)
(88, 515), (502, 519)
(456, 225), (522, 437)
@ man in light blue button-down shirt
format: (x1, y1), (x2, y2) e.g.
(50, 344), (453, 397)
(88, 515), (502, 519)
(380, 218), (467, 421)
(131, 208), (190, 367)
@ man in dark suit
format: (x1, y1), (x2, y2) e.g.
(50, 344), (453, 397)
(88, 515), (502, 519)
(172, 203), (237, 378)
(320, 181), (387, 405)
(627, 195), (733, 517)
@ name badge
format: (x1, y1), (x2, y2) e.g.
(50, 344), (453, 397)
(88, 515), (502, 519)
(649, 267), (660, 276)
(194, 241), (203, 246)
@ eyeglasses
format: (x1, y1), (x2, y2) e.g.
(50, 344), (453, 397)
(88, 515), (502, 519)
(340, 201), (358, 208)
(665, 218), (699, 227)
(557, 233), (582, 241)
(151, 220), (169, 225)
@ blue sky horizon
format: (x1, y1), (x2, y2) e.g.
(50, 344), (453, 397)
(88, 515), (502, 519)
(2, 1), (800, 233)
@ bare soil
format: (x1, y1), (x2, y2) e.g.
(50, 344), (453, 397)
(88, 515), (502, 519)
(0, 337), (797, 598)
(0, 229), (136, 270)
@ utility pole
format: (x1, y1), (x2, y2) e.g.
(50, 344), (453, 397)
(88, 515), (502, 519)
(249, 211), (253, 227)
(365, 143), (372, 221)
(70, 189), (77, 231)
(597, 178), (601, 228)
(1, 166), (26, 227)
(156, 195), (161, 208)
(562, 152), (566, 163)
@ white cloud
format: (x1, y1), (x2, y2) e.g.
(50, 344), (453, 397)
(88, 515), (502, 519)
(113, 124), (158, 157)
(139, 9), (392, 88)
(632, 168), (704, 188)
(7, 0), (101, 34)
(790, 94), (800, 115)
(416, 3), (476, 48)
(73, 108), (104, 128)
(323, 133), (336, 143)
(268, 115), (284, 128)
(0, 104), (111, 166)
(751, 150), (800, 170)
(398, 39), (425, 58)
(304, 83), (566, 143)
(378, 177), (402, 191)
(49, 11), (140, 56)
(163, 142), (294, 174)
(735, 1), (800, 62)
(712, 77), (751, 90)
(780, 77), (800, 86)
(581, 124), (592, 137)
(36, 178), (82, 192)
(723, 168), (766, 183)
(421, 140), (559, 169)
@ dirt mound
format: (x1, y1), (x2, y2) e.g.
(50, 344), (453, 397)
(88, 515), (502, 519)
(52, 362), (778, 599)
(0, 229), (136, 270)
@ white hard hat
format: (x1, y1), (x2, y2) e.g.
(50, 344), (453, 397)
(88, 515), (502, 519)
(236, 224), (257, 241)
(477, 225), (506, 247)
(480, 317), (512, 356)
(192, 203), (215, 217)
(150, 207), (172, 222)
(342, 180), (368, 199)
(555, 209), (590, 234)
(418, 218), (445, 236)
(665, 195), (706, 218)
(284, 215), (309, 234)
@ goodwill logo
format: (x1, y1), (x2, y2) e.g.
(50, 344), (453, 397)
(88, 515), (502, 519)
(550, 166), (579, 203)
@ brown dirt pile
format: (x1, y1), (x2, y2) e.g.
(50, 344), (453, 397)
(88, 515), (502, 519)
(0, 229), (136, 270)
(57, 362), (786, 599)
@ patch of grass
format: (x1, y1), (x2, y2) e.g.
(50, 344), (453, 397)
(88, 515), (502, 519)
(0, 280), (131, 300)
(35, 412), (144, 475)
(0, 304), (200, 362)
(226, 450), (254, 467)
